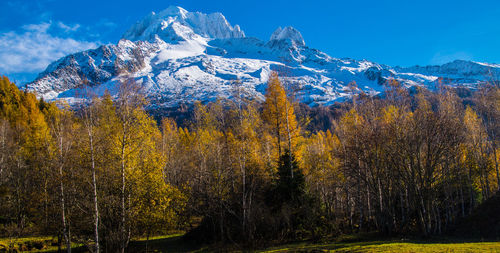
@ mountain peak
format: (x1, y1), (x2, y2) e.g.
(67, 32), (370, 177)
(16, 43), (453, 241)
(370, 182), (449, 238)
(158, 6), (188, 18)
(122, 6), (245, 42)
(270, 26), (305, 46)
(27, 7), (500, 108)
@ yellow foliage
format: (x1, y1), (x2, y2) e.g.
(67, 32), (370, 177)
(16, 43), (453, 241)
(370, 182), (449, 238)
(262, 72), (301, 163)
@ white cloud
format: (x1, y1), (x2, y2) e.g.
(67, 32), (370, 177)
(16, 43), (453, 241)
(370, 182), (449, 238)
(57, 21), (81, 32)
(22, 22), (51, 33)
(0, 22), (98, 75)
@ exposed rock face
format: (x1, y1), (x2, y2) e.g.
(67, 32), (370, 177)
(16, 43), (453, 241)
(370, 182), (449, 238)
(27, 6), (500, 107)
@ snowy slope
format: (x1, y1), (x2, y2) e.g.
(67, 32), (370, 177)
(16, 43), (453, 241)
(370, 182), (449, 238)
(26, 6), (500, 107)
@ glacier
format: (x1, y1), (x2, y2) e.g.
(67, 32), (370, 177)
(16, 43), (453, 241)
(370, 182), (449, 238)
(26, 6), (500, 108)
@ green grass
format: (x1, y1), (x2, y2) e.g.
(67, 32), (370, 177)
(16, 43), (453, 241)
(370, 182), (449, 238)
(124, 234), (500, 252)
(0, 236), (84, 252)
(261, 241), (500, 252)
(260, 238), (500, 252)
(0, 234), (199, 253)
(2, 234), (500, 252)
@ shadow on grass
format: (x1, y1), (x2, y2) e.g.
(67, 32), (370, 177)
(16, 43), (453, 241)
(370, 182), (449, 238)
(25, 232), (500, 252)
(259, 233), (500, 252)
(127, 234), (206, 253)
(41, 234), (204, 253)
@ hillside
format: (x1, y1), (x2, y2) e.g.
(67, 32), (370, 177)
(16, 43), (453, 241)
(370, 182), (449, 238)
(25, 6), (500, 108)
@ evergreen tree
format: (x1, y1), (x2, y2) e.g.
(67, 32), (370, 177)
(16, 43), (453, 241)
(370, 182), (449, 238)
(271, 149), (305, 206)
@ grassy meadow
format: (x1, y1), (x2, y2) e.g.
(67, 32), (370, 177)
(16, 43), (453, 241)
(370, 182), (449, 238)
(2, 233), (500, 252)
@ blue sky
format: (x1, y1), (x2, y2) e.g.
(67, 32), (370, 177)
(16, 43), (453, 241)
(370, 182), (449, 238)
(1, 0), (500, 83)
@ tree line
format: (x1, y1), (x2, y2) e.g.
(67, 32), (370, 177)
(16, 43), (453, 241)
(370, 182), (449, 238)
(0, 73), (499, 251)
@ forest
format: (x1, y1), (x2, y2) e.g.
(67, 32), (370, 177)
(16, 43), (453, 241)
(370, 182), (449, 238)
(0, 73), (499, 252)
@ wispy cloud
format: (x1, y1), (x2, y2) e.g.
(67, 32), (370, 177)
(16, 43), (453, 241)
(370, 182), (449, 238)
(22, 22), (51, 33)
(0, 22), (98, 75)
(57, 21), (81, 32)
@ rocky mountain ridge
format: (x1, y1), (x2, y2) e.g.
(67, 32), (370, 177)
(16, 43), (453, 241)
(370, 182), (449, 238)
(26, 6), (500, 107)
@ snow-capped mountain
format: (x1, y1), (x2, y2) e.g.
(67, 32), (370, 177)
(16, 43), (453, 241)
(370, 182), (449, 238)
(122, 6), (245, 42)
(26, 6), (500, 107)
